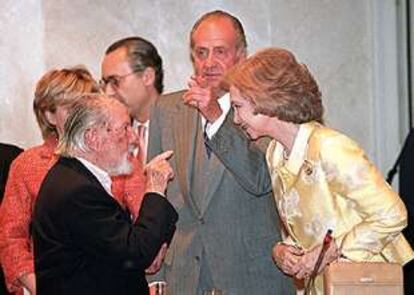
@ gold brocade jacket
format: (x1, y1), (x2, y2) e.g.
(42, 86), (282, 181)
(266, 122), (414, 294)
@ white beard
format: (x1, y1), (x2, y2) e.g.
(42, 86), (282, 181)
(108, 153), (133, 176)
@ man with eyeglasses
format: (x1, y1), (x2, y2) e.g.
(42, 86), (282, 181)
(101, 38), (169, 293)
(101, 36), (163, 165)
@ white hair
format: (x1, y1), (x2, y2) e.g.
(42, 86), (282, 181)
(56, 94), (122, 157)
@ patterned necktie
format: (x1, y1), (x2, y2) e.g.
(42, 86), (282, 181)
(136, 125), (147, 165)
(203, 123), (212, 159)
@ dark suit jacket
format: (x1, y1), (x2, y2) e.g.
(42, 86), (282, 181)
(399, 129), (414, 246)
(33, 157), (178, 295)
(0, 143), (23, 200)
(0, 143), (23, 295)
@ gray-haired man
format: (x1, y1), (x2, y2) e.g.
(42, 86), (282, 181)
(32, 95), (178, 295)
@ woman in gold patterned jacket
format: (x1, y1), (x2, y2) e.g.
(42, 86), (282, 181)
(221, 47), (414, 294)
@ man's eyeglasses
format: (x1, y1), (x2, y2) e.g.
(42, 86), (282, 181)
(99, 71), (139, 89)
(105, 122), (132, 137)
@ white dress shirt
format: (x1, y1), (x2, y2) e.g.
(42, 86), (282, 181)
(76, 157), (113, 197)
(202, 92), (231, 138)
(132, 119), (149, 162)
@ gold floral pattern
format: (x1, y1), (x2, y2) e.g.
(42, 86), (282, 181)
(278, 188), (302, 222)
(266, 121), (414, 295)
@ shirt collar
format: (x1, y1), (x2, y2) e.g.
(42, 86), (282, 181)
(132, 119), (149, 129)
(76, 157), (113, 197)
(200, 92), (231, 127)
(267, 122), (316, 176)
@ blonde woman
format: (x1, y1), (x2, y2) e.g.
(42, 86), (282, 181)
(0, 68), (146, 294)
(207, 48), (414, 294)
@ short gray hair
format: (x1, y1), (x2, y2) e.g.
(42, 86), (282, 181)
(190, 10), (247, 53)
(56, 94), (122, 157)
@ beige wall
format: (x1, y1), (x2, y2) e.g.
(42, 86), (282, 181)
(0, 0), (405, 174)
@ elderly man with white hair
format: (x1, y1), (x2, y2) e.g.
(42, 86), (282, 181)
(32, 95), (178, 295)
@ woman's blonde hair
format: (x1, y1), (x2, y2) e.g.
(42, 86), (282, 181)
(225, 48), (324, 124)
(33, 66), (100, 139)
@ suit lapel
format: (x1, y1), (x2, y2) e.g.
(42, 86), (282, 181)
(173, 101), (203, 217)
(60, 157), (102, 186)
(200, 110), (228, 213)
(199, 155), (225, 217)
(59, 157), (125, 212)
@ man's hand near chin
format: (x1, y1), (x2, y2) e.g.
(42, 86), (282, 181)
(183, 75), (223, 123)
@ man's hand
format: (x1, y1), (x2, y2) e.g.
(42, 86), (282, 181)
(148, 281), (167, 295)
(272, 242), (304, 276)
(146, 243), (168, 275)
(19, 272), (36, 295)
(145, 150), (174, 195)
(183, 75), (222, 123)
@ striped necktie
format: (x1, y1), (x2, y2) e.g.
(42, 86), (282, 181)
(136, 124), (147, 165)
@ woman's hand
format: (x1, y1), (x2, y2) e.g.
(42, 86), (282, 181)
(294, 241), (340, 280)
(272, 242), (304, 275)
